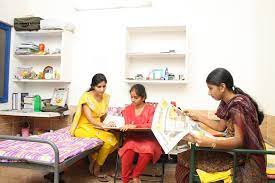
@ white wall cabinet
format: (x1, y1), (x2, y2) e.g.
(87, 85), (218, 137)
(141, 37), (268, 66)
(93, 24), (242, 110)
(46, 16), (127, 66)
(12, 30), (73, 100)
(125, 26), (189, 84)
(13, 30), (73, 83)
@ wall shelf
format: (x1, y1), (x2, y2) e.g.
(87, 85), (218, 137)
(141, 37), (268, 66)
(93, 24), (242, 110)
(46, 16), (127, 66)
(14, 54), (61, 59)
(15, 30), (64, 36)
(126, 52), (186, 59)
(127, 26), (186, 33)
(0, 110), (69, 117)
(12, 79), (71, 83)
(125, 26), (189, 85)
(124, 79), (187, 84)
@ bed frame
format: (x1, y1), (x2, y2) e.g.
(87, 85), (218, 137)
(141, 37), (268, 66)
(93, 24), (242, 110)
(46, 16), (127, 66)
(0, 135), (101, 183)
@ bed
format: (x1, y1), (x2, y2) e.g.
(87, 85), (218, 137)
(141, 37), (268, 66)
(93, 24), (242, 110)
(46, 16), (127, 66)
(0, 127), (103, 183)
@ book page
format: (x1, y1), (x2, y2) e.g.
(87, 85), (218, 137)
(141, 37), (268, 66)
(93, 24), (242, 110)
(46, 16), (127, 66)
(102, 115), (125, 128)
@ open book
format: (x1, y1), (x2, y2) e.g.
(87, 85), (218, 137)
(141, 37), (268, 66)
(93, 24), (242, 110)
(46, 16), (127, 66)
(102, 115), (125, 128)
(151, 99), (218, 154)
(102, 107), (125, 128)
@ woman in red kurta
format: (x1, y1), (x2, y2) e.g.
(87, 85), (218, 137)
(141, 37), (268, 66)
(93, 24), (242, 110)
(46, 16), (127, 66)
(119, 84), (162, 183)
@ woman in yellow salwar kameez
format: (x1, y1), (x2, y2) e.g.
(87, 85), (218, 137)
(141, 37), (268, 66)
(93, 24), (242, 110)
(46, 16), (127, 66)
(69, 73), (118, 180)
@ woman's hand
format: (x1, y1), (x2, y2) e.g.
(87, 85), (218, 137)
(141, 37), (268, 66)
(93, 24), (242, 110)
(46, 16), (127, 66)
(105, 121), (116, 127)
(185, 111), (201, 121)
(194, 135), (216, 148)
(183, 133), (196, 143)
(120, 124), (136, 132)
(183, 133), (216, 148)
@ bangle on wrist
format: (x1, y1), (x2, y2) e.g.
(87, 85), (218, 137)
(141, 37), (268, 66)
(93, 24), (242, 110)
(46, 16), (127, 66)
(211, 142), (216, 149)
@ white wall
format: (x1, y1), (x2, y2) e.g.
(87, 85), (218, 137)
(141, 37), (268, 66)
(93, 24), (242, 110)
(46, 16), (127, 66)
(0, 0), (28, 110)
(256, 0), (275, 115)
(3, 0), (275, 114)
(0, 0), (28, 25)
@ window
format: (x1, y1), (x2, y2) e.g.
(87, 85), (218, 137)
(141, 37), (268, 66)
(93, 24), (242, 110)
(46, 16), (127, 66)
(0, 21), (11, 103)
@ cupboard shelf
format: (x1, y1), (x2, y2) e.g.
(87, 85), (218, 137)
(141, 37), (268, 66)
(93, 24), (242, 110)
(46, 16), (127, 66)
(14, 54), (61, 59)
(125, 26), (189, 85)
(12, 79), (71, 83)
(127, 26), (186, 33)
(15, 30), (64, 36)
(124, 79), (187, 84)
(126, 52), (186, 59)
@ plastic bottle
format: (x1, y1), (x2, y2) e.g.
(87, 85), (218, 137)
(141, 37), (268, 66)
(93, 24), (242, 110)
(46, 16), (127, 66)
(33, 95), (41, 112)
(164, 67), (169, 80)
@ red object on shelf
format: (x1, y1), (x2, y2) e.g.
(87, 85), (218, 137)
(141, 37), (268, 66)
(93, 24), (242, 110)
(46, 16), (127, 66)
(171, 101), (176, 107)
(39, 43), (45, 52)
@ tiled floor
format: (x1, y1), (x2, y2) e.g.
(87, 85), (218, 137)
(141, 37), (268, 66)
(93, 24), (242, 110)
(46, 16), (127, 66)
(0, 157), (177, 183)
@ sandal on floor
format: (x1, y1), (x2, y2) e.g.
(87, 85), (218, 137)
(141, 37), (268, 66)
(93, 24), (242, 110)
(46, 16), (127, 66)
(97, 174), (111, 182)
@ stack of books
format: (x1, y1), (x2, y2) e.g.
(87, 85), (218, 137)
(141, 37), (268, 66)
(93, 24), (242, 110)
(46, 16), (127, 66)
(23, 96), (34, 110)
(15, 42), (39, 55)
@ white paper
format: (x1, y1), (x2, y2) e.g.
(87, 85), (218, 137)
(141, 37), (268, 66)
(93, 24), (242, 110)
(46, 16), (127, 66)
(103, 115), (125, 128)
(151, 99), (215, 154)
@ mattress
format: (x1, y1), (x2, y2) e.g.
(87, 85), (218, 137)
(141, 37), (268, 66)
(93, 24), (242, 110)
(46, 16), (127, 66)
(0, 127), (102, 164)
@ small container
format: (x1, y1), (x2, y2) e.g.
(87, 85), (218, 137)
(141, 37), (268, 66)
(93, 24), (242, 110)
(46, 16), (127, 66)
(178, 74), (185, 80)
(12, 93), (18, 110)
(168, 73), (175, 80)
(164, 67), (169, 80)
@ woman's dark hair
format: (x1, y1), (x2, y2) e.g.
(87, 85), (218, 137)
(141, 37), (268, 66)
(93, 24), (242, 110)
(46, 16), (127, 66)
(130, 84), (147, 102)
(87, 73), (107, 92)
(206, 68), (264, 124)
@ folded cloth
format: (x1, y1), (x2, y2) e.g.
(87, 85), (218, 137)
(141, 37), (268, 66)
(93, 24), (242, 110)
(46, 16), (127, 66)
(266, 143), (275, 175)
(196, 169), (232, 183)
(267, 162), (275, 175)
(40, 19), (75, 32)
